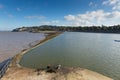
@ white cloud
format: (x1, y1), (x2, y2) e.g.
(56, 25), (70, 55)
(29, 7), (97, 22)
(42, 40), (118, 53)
(25, 15), (46, 19)
(89, 2), (97, 7)
(40, 20), (59, 25)
(3, 11), (14, 18)
(51, 20), (59, 24)
(89, 2), (93, 6)
(103, 0), (118, 5)
(111, 11), (120, 17)
(17, 8), (22, 11)
(40, 21), (50, 25)
(103, 0), (120, 10)
(0, 4), (3, 9)
(64, 0), (120, 26)
(112, 2), (120, 10)
(8, 14), (14, 18)
(64, 15), (75, 21)
(64, 10), (120, 26)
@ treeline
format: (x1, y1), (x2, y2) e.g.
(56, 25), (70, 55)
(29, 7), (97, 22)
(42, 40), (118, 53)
(12, 25), (120, 33)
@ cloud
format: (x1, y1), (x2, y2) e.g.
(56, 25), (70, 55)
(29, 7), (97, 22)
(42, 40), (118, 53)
(112, 2), (120, 10)
(64, 10), (120, 26)
(25, 15), (46, 19)
(65, 0), (120, 26)
(8, 14), (14, 18)
(89, 2), (97, 7)
(17, 8), (22, 11)
(51, 20), (59, 24)
(3, 11), (14, 18)
(0, 4), (3, 9)
(89, 2), (93, 6)
(64, 15), (75, 21)
(103, 0), (120, 10)
(40, 20), (59, 25)
(103, 0), (119, 5)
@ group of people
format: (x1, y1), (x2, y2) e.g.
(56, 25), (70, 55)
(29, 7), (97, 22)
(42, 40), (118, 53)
(35, 64), (61, 74)
(46, 64), (61, 73)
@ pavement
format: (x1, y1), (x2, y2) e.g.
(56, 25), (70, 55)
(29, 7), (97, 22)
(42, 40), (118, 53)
(0, 58), (12, 71)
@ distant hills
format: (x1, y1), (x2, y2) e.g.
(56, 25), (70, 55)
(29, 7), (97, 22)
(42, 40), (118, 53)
(12, 25), (120, 33)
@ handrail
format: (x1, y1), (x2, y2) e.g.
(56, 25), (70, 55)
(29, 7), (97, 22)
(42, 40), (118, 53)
(0, 58), (12, 79)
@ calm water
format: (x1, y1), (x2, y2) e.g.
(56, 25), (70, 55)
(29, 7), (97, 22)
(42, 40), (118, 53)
(20, 32), (120, 80)
(0, 31), (45, 63)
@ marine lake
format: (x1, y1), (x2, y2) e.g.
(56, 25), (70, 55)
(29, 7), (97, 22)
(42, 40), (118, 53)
(20, 32), (120, 80)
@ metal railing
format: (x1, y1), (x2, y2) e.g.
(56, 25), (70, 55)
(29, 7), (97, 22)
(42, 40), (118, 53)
(0, 58), (12, 79)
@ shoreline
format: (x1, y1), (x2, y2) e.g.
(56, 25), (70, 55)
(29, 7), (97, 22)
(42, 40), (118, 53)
(1, 31), (113, 80)
(11, 31), (63, 68)
(0, 32), (45, 63)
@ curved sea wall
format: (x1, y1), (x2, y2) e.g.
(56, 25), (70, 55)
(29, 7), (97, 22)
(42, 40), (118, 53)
(0, 32), (45, 63)
(1, 32), (113, 80)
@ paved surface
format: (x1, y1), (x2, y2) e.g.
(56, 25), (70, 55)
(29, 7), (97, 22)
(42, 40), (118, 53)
(0, 59), (9, 70)
(0, 58), (12, 78)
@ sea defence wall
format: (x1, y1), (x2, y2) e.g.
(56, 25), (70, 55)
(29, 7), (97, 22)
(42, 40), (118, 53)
(0, 58), (12, 79)
(1, 32), (113, 80)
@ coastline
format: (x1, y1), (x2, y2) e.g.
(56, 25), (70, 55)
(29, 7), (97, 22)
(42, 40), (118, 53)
(11, 31), (63, 67)
(1, 31), (113, 80)
(0, 32), (45, 63)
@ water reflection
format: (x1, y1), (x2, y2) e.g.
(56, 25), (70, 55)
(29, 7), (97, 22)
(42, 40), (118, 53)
(20, 32), (120, 80)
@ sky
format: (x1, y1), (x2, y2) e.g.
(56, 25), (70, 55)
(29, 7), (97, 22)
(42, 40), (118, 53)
(0, 0), (120, 30)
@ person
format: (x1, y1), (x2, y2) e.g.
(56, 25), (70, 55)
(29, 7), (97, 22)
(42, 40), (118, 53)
(55, 65), (61, 70)
(46, 65), (54, 73)
(46, 64), (61, 73)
